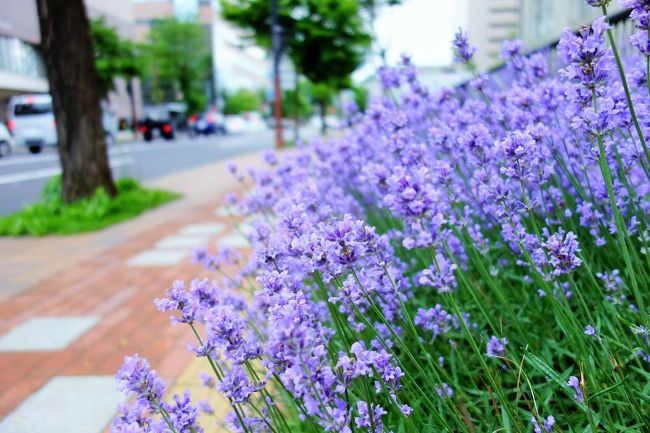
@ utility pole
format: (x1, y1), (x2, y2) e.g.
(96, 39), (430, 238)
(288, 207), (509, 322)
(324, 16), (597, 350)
(271, 0), (283, 148)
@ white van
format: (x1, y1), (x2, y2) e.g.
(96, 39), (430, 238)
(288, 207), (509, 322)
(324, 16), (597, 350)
(7, 94), (57, 154)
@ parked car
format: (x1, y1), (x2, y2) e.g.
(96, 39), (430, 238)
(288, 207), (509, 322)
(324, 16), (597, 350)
(7, 94), (57, 154)
(242, 111), (265, 132)
(192, 111), (226, 136)
(139, 104), (185, 142)
(138, 117), (175, 141)
(0, 122), (14, 158)
(7, 94), (119, 153)
(224, 115), (247, 134)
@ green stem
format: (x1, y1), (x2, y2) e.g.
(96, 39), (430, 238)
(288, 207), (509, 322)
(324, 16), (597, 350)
(602, 5), (650, 168)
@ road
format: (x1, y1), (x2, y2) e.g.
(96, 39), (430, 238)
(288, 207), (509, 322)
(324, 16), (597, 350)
(0, 130), (281, 216)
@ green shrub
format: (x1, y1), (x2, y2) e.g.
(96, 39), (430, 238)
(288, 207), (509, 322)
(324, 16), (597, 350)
(0, 177), (179, 236)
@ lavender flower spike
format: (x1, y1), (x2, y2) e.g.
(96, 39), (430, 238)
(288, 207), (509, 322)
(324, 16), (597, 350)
(452, 28), (477, 64)
(543, 230), (583, 277)
(532, 415), (556, 433)
(486, 336), (508, 358)
(568, 375), (584, 402)
(116, 354), (166, 411)
(584, 0), (611, 6)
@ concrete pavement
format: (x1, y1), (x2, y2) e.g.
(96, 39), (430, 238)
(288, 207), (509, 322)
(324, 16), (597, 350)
(0, 130), (277, 215)
(0, 148), (275, 432)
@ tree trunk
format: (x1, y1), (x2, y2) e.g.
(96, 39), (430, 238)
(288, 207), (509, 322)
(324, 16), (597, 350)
(319, 99), (327, 134)
(37, 0), (117, 203)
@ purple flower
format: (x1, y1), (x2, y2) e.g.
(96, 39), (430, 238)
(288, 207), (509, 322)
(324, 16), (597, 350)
(154, 280), (199, 324)
(217, 366), (262, 404)
(559, 17), (613, 90)
(262, 149), (278, 166)
(486, 336), (508, 358)
(414, 304), (458, 339)
(164, 391), (202, 433)
(116, 354), (166, 410)
(532, 415), (556, 433)
(622, 0), (650, 55)
(568, 375), (584, 402)
(354, 401), (387, 433)
(197, 399), (214, 415)
(543, 230), (583, 277)
(584, 324), (597, 337)
(435, 382), (454, 398)
(452, 28), (477, 64)
(417, 254), (458, 294)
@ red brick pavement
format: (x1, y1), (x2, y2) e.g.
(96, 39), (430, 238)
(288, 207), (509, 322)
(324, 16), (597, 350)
(0, 152), (267, 424)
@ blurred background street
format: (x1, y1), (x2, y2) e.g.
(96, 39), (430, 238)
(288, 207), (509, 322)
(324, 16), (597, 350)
(0, 128), (320, 215)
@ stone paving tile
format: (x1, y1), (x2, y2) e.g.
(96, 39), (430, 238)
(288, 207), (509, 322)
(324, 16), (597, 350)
(0, 181), (257, 426)
(216, 232), (249, 248)
(127, 249), (188, 266)
(156, 234), (212, 249)
(0, 376), (126, 433)
(0, 317), (100, 352)
(179, 223), (226, 236)
(213, 206), (231, 217)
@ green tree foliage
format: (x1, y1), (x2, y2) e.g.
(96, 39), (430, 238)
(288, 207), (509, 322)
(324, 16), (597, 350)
(90, 17), (145, 99)
(220, 0), (371, 93)
(147, 18), (211, 113)
(282, 82), (313, 119)
(223, 88), (262, 114)
(351, 84), (368, 112)
(304, 81), (336, 132)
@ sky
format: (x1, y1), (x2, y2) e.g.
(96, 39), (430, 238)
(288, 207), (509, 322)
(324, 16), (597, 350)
(355, 0), (466, 80)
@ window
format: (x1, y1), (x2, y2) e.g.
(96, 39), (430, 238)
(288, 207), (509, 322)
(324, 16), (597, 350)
(14, 103), (52, 116)
(489, 7), (518, 14)
(0, 36), (46, 78)
(490, 22), (516, 28)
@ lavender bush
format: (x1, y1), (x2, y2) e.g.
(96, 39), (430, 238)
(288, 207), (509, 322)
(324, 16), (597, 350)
(112, 3), (650, 433)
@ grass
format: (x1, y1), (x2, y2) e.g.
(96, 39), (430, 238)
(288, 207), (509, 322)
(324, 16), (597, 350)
(0, 177), (180, 236)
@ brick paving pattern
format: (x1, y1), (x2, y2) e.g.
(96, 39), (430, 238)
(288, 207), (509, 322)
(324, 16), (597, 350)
(0, 152), (266, 432)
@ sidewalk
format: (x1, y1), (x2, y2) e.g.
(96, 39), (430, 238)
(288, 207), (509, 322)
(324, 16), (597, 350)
(0, 150), (268, 433)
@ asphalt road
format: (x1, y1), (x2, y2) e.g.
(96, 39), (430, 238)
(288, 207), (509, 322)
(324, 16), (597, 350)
(0, 130), (279, 216)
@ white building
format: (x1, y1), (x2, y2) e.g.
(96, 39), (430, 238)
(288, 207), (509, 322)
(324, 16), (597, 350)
(462, 0), (624, 71)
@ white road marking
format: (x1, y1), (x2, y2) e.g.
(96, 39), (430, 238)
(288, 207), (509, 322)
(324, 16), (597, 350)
(0, 156), (134, 186)
(0, 153), (60, 167)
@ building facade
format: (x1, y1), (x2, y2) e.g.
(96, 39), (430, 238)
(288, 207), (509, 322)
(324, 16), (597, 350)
(464, 0), (520, 71)
(0, 0), (142, 123)
(464, 0), (623, 71)
(0, 0), (47, 121)
(519, 0), (622, 50)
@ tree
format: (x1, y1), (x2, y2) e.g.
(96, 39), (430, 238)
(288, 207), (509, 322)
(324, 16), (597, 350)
(148, 19), (211, 114)
(36, 0), (117, 203)
(306, 82), (335, 133)
(90, 17), (145, 131)
(223, 88), (263, 114)
(221, 0), (371, 131)
(351, 85), (369, 112)
(282, 82), (313, 119)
